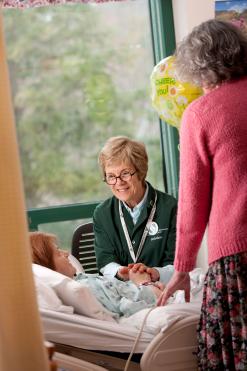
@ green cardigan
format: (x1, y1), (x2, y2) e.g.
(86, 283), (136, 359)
(93, 183), (177, 271)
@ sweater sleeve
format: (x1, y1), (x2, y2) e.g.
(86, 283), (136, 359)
(174, 107), (212, 272)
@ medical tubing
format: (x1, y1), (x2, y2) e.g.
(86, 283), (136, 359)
(123, 306), (155, 371)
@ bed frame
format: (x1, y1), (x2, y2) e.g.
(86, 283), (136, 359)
(54, 352), (108, 371)
(54, 345), (141, 371)
(52, 314), (199, 371)
(141, 314), (198, 371)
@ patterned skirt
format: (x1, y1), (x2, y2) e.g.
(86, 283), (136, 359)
(197, 252), (247, 371)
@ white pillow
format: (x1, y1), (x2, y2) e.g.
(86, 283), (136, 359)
(34, 277), (74, 314)
(68, 254), (84, 273)
(32, 264), (115, 322)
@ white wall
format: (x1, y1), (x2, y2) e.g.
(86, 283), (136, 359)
(172, 0), (214, 272)
(172, 0), (215, 42)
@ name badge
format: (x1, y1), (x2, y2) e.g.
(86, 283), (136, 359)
(148, 221), (159, 236)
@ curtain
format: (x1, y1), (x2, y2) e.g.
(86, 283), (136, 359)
(2, 0), (127, 9)
(0, 11), (49, 371)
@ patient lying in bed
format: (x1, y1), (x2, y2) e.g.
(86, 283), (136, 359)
(30, 232), (172, 317)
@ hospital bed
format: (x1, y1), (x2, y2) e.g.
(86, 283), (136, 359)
(41, 308), (200, 371)
(34, 263), (203, 371)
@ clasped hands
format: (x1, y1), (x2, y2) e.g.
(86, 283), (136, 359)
(117, 263), (160, 282)
(117, 263), (191, 306)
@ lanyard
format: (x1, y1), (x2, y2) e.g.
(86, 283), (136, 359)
(119, 191), (157, 263)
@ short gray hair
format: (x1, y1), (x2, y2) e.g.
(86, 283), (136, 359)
(98, 136), (148, 181)
(175, 19), (247, 88)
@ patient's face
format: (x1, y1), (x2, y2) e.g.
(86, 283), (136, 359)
(52, 245), (76, 278)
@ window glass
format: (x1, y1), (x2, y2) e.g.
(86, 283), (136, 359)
(39, 220), (89, 250)
(3, 0), (162, 211)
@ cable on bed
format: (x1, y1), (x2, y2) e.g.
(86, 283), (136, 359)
(123, 306), (155, 371)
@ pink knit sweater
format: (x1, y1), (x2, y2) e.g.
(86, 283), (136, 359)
(174, 77), (247, 272)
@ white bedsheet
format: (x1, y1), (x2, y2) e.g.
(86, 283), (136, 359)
(119, 301), (201, 336)
(41, 308), (152, 352)
(119, 268), (204, 335)
(40, 298), (202, 353)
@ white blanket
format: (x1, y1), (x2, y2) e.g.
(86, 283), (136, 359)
(119, 268), (204, 335)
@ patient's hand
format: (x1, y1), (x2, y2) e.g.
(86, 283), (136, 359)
(129, 269), (165, 299)
(129, 269), (152, 286)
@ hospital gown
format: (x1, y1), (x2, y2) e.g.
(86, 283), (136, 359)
(74, 273), (156, 318)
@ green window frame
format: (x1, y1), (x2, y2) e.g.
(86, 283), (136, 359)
(149, 0), (179, 199)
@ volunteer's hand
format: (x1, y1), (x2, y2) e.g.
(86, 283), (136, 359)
(157, 270), (190, 306)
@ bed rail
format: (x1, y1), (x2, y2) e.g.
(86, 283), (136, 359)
(141, 314), (199, 371)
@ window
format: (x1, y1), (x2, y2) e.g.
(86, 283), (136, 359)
(4, 0), (163, 211)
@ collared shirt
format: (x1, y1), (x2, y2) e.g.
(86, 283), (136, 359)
(122, 183), (149, 225)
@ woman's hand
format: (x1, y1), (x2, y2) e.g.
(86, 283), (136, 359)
(157, 270), (190, 306)
(128, 263), (160, 282)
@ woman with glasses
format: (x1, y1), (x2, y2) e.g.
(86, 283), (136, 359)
(93, 136), (177, 284)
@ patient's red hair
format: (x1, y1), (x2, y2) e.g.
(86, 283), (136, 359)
(29, 231), (57, 270)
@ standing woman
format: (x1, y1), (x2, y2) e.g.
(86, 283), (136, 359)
(93, 136), (177, 284)
(158, 19), (247, 370)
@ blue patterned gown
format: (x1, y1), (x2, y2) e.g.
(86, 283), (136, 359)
(74, 273), (157, 318)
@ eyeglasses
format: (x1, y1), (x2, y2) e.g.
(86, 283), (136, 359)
(104, 170), (137, 185)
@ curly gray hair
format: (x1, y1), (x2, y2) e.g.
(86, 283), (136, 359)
(175, 19), (247, 88)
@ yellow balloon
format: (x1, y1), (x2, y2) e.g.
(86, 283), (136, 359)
(150, 56), (203, 131)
